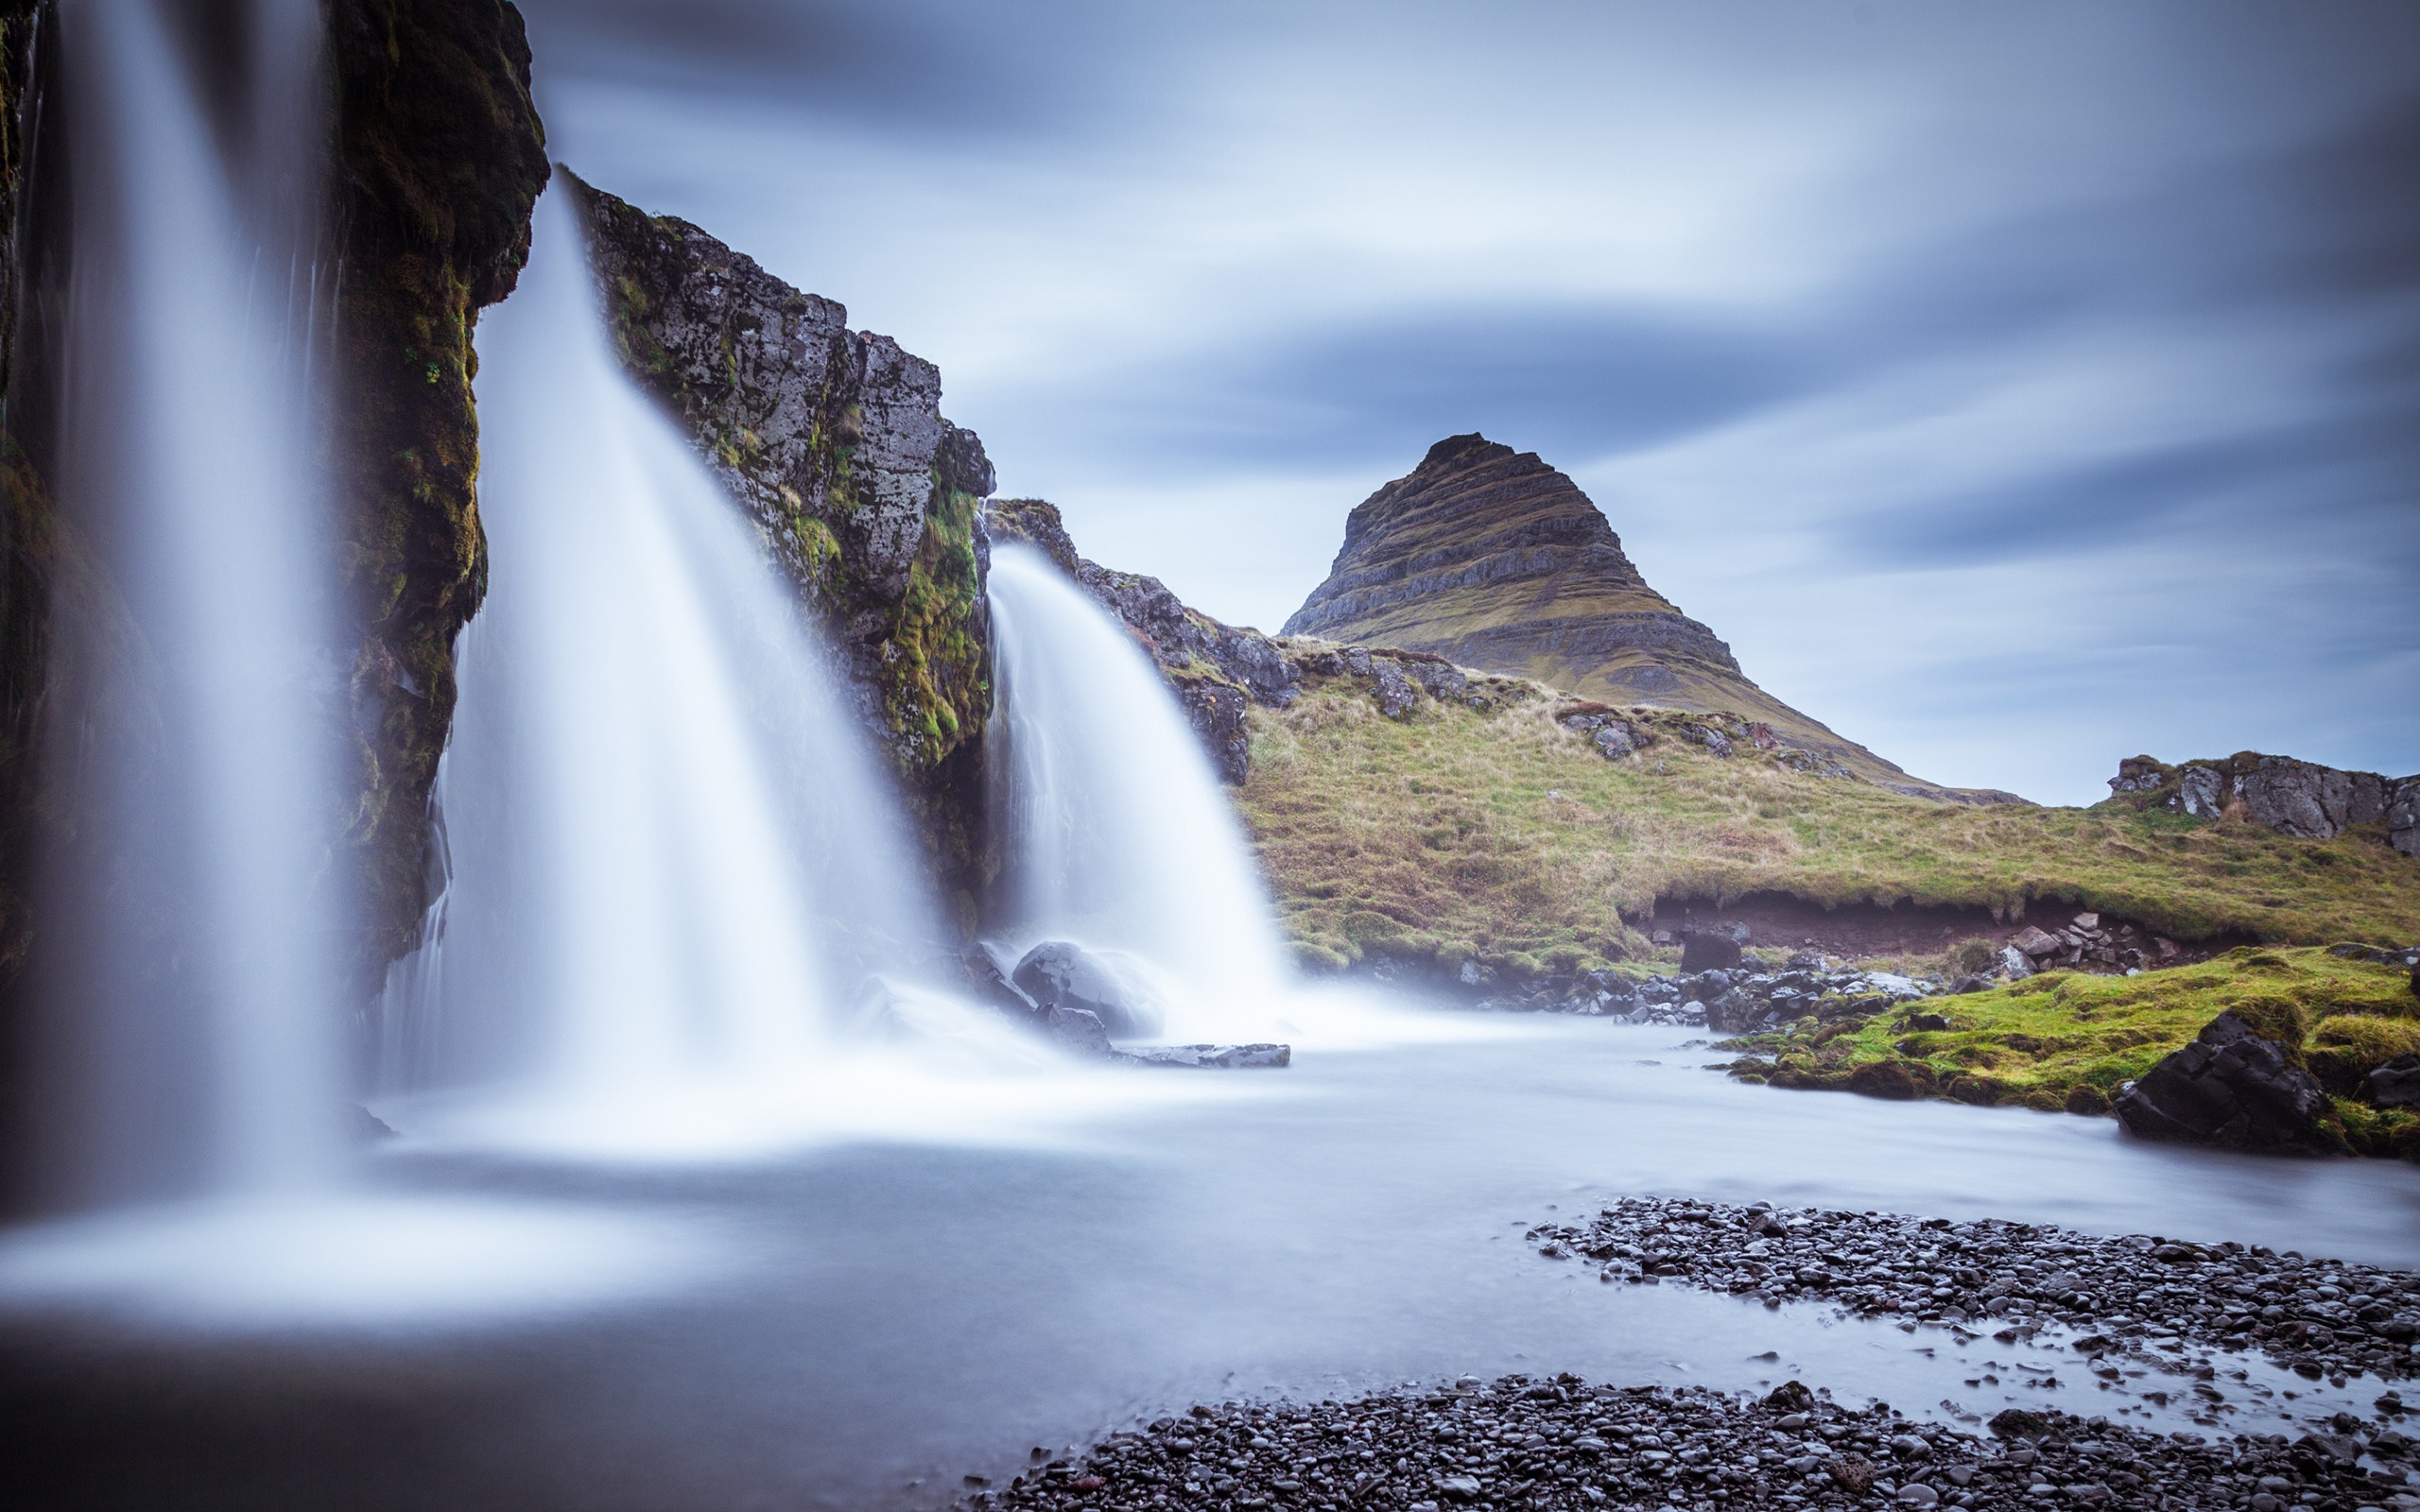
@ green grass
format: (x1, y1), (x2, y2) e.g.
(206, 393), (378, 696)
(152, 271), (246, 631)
(1724, 946), (2420, 1159)
(1237, 677), (2420, 977)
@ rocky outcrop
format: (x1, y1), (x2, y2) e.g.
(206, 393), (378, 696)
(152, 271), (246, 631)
(2113, 1011), (2332, 1153)
(327, 0), (550, 985)
(2002, 910), (2179, 975)
(2110, 753), (2420, 858)
(565, 174), (995, 910)
(1284, 434), (2018, 804)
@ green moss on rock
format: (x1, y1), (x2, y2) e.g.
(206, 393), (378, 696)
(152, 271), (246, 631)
(564, 174), (996, 905)
(328, 0), (548, 988)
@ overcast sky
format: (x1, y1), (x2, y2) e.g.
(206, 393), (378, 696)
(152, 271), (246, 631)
(515, 0), (2419, 805)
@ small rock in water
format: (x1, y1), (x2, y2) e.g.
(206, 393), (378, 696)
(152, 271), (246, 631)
(1115, 1043), (1290, 1070)
(1045, 1006), (1111, 1057)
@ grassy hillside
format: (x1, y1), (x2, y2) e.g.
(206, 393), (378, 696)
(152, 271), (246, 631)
(1723, 947), (2420, 1158)
(1237, 676), (2420, 977)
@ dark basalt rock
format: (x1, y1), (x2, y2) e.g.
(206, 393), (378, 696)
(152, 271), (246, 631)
(1678, 928), (1742, 974)
(327, 0), (551, 987)
(1012, 940), (1164, 1040)
(2110, 751), (2420, 858)
(2372, 1055), (2420, 1111)
(2114, 1010), (2331, 1152)
(1529, 1194), (2420, 1386)
(565, 172), (994, 910)
(971, 1368), (2415, 1512)
(1043, 1005), (1110, 1057)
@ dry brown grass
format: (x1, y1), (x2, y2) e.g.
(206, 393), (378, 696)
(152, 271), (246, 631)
(1238, 679), (2420, 975)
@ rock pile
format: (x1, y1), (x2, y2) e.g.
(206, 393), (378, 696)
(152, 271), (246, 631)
(2000, 912), (2176, 978)
(1473, 954), (1939, 1031)
(966, 1374), (2418, 1512)
(1526, 1197), (2420, 1385)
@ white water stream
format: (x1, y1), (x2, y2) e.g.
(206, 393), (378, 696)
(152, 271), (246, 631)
(986, 544), (1293, 1043)
(371, 187), (1044, 1157)
(31, 0), (340, 1209)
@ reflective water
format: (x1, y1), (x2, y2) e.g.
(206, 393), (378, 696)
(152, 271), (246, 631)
(5, 1006), (2415, 1511)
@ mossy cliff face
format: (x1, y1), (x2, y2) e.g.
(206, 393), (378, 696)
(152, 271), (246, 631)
(327, 0), (548, 987)
(0, 2), (543, 1178)
(564, 174), (996, 911)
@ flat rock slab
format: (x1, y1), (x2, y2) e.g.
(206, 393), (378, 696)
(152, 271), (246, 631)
(1114, 1043), (1291, 1070)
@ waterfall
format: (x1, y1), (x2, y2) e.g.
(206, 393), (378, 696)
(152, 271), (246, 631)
(374, 186), (966, 1150)
(29, 0), (342, 1210)
(985, 545), (1292, 1042)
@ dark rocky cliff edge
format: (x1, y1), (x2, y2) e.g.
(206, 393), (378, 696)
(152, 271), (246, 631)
(328, 0), (548, 986)
(564, 173), (996, 917)
(1285, 434), (2023, 806)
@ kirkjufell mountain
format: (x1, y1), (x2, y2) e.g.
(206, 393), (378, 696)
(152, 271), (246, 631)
(1283, 433), (2007, 799)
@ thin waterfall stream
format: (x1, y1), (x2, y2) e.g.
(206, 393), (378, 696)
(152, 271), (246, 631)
(984, 544), (1294, 1045)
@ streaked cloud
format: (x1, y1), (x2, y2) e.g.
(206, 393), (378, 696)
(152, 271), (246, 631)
(515, 0), (2420, 803)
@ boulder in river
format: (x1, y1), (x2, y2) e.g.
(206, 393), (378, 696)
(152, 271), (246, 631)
(2113, 1010), (2330, 1152)
(1011, 940), (1166, 1040)
(1679, 929), (1742, 973)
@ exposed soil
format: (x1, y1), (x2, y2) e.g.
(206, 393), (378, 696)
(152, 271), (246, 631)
(1643, 892), (2252, 967)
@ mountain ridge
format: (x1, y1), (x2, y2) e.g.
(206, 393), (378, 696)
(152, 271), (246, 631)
(1285, 433), (2019, 804)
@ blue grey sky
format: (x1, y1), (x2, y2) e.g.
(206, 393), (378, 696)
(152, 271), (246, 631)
(518, 0), (2419, 805)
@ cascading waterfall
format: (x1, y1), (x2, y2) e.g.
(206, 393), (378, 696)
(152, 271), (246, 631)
(29, 0), (342, 1210)
(374, 187), (974, 1152)
(985, 545), (1292, 1042)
